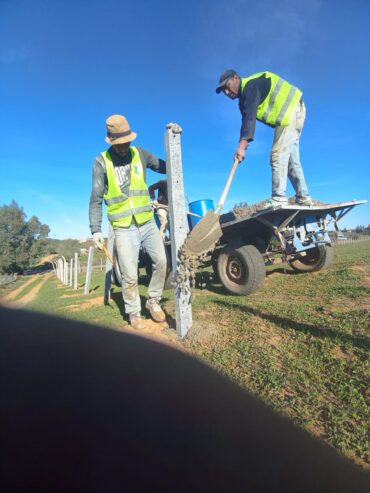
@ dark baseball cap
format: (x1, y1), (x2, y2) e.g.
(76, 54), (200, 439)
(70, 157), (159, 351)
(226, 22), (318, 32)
(216, 69), (238, 94)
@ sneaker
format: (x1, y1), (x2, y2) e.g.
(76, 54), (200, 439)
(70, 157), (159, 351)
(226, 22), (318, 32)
(296, 197), (313, 206)
(145, 298), (166, 322)
(129, 312), (147, 330)
(264, 197), (288, 208)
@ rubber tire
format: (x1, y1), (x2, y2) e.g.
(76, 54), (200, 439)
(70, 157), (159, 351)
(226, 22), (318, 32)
(217, 244), (266, 296)
(289, 244), (334, 273)
(211, 251), (220, 282)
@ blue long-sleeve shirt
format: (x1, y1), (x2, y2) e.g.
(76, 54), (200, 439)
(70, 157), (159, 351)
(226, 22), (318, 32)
(238, 73), (271, 142)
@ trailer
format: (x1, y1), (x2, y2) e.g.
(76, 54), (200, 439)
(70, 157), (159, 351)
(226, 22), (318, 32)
(110, 200), (366, 295)
(211, 200), (367, 295)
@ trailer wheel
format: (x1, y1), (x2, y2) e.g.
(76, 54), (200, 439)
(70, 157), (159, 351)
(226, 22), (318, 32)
(289, 244), (334, 272)
(217, 244), (266, 295)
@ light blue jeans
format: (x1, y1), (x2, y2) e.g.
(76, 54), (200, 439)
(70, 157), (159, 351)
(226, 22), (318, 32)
(270, 101), (311, 201)
(114, 219), (167, 315)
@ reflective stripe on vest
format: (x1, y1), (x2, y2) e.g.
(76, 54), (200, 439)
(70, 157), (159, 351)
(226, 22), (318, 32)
(241, 71), (302, 126)
(102, 147), (154, 227)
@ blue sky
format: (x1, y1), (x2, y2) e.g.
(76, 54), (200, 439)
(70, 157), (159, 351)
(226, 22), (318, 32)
(0, 0), (369, 239)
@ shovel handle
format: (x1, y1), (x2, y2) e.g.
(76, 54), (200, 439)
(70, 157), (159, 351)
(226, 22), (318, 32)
(102, 243), (114, 265)
(216, 158), (240, 214)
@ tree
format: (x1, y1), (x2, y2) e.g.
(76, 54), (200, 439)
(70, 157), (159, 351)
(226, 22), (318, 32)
(0, 201), (50, 273)
(45, 238), (82, 260)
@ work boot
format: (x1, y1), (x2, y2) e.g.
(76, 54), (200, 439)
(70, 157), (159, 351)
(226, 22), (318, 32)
(264, 197), (288, 208)
(145, 298), (166, 322)
(129, 312), (147, 330)
(296, 196), (313, 206)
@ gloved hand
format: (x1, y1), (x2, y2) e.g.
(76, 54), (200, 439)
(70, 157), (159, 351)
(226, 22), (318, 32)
(92, 232), (104, 250)
(152, 199), (160, 208)
(166, 122), (182, 134)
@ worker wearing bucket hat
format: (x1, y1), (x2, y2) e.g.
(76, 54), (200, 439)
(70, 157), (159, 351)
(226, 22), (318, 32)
(216, 69), (313, 207)
(89, 114), (182, 329)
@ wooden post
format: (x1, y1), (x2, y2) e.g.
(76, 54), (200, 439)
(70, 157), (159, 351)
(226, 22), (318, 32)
(74, 253), (78, 290)
(165, 126), (192, 338)
(84, 246), (94, 295)
(103, 225), (115, 305)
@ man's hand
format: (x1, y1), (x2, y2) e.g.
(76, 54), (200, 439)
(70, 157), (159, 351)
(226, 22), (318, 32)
(234, 140), (248, 162)
(152, 199), (159, 208)
(166, 122), (182, 134)
(92, 232), (104, 250)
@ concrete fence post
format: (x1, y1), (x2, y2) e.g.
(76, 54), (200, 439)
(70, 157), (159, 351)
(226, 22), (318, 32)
(84, 246), (94, 295)
(58, 259), (63, 281)
(74, 252), (78, 290)
(65, 261), (69, 285)
(164, 126), (192, 338)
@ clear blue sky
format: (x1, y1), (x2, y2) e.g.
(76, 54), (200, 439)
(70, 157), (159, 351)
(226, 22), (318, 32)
(1, 0), (369, 239)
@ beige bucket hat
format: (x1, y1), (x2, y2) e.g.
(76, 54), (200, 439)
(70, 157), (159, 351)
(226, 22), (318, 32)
(105, 114), (137, 145)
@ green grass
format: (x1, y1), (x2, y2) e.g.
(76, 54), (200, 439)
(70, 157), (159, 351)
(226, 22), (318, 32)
(187, 241), (370, 467)
(5, 240), (370, 468)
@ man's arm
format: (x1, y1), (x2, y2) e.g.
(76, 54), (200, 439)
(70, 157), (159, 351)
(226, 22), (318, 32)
(148, 181), (160, 200)
(138, 148), (166, 179)
(89, 157), (106, 234)
(235, 83), (261, 162)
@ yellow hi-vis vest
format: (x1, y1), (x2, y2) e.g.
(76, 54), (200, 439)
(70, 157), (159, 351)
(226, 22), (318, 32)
(102, 147), (154, 228)
(241, 71), (302, 127)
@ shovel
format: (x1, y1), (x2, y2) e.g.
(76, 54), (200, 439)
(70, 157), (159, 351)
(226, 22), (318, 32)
(184, 158), (240, 255)
(101, 243), (114, 265)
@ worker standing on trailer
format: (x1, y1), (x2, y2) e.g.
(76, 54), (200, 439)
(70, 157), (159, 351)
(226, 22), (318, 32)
(89, 114), (181, 329)
(149, 179), (169, 240)
(216, 70), (313, 207)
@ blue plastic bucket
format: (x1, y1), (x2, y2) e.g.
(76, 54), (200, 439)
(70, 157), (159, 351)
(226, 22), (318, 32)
(188, 199), (214, 230)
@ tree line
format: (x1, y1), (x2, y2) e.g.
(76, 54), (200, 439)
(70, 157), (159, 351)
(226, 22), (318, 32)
(0, 201), (85, 274)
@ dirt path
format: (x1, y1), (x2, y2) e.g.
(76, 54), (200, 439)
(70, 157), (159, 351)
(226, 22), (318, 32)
(0, 272), (53, 308)
(2, 276), (39, 302)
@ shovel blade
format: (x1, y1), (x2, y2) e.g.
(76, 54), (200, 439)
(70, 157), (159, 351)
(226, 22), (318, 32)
(184, 210), (222, 255)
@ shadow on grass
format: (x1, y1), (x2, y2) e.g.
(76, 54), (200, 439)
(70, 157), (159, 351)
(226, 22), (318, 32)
(195, 268), (307, 297)
(214, 299), (370, 351)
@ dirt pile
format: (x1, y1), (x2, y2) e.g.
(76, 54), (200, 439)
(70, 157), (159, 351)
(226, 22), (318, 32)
(232, 197), (327, 219)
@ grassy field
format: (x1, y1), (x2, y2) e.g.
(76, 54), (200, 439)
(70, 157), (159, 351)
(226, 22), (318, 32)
(1, 240), (369, 468)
